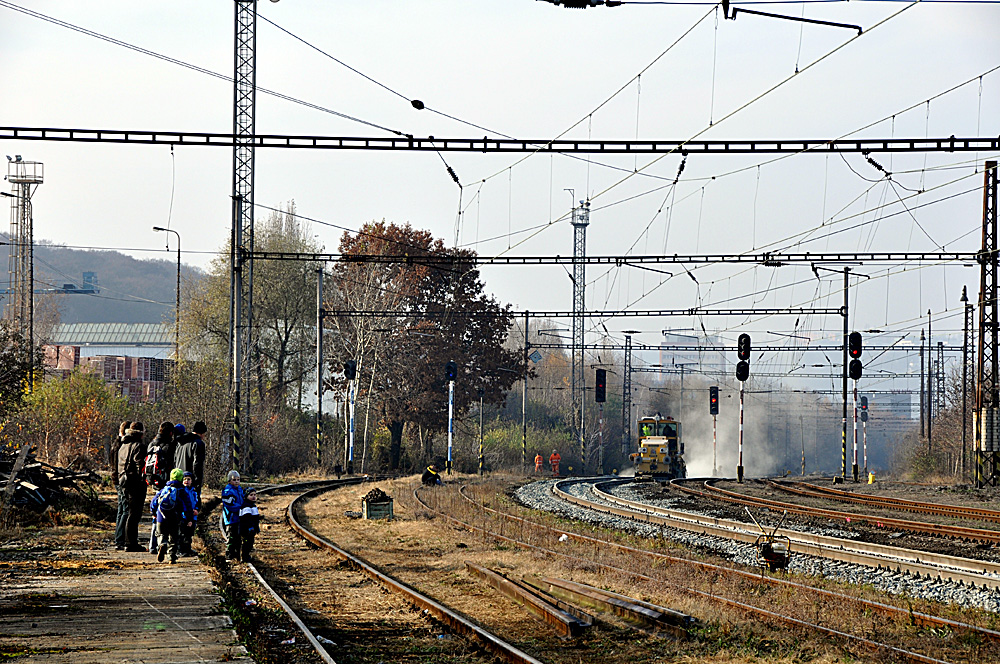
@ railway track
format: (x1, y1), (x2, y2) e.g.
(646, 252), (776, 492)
(427, 480), (1000, 664)
(567, 478), (1000, 589)
(671, 478), (1000, 545)
(769, 479), (1000, 524)
(208, 475), (1000, 664)
(219, 478), (543, 664)
(457, 484), (1000, 645)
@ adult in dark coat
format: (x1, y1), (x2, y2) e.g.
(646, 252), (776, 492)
(112, 421), (131, 550)
(116, 422), (147, 551)
(144, 421), (175, 489)
(173, 421), (206, 492)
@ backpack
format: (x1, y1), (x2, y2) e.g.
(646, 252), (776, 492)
(157, 486), (180, 518)
(144, 445), (167, 486)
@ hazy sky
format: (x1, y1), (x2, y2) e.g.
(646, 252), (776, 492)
(2, 0), (999, 400)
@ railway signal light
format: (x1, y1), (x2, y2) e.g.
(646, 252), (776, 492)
(709, 386), (719, 415)
(737, 333), (751, 361)
(849, 359), (863, 381)
(736, 361), (750, 382)
(344, 359), (357, 380)
(860, 395), (869, 422)
(848, 331), (863, 359)
(445, 360), (457, 381)
(595, 368), (607, 403)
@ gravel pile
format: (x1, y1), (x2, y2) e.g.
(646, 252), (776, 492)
(514, 478), (1000, 612)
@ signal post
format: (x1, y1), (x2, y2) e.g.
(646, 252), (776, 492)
(595, 369), (607, 474)
(849, 332), (864, 482)
(736, 334), (751, 483)
(709, 386), (719, 476)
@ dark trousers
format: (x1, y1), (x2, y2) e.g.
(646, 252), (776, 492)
(179, 521), (195, 554)
(155, 520), (181, 562)
(225, 522), (242, 560)
(114, 486), (128, 547)
(239, 532), (256, 561)
(123, 478), (147, 548)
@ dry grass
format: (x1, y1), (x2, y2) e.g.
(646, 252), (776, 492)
(272, 476), (951, 663)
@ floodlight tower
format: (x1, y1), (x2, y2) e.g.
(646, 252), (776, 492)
(571, 199), (590, 470)
(231, 0), (258, 474)
(5, 157), (43, 357)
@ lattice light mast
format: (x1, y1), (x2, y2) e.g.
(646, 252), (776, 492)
(231, 0), (257, 474)
(5, 157), (42, 361)
(977, 161), (999, 487)
(622, 332), (633, 456)
(571, 200), (590, 472)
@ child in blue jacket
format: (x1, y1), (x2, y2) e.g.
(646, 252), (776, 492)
(151, 468), (193, 564)
(221, 470), (244, 561)
(179, 471), (200, 557)
(238, 488), (262, 561)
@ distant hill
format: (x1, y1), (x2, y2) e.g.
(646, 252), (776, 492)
(1, 235), (204, 325)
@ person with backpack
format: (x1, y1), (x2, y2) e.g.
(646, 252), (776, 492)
(151, 468), (193, 564)
(221, 470), (244, 561)
(112, 421), (131, 551)
(116, 422), (147, 552)
(178, 471), (200, 557)
(173, 421), (206, 493)
(143, 422), (175, 553)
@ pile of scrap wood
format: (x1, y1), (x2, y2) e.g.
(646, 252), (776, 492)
(1, 444), (99, 513)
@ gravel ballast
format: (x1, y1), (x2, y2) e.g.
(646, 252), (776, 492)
(514, 478), (1000, 612)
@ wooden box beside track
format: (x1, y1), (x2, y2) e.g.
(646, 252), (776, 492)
(362, 499), (393, 520)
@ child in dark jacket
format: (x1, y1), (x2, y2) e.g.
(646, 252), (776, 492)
(238, 488), (262, 562)
(179, 471), (200, 556)
(221, 470), (244, 561)
(151, 468), (194, 564)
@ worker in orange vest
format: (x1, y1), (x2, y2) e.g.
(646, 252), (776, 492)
(549, 450), (561, 476)
(534, 453), (544, 473)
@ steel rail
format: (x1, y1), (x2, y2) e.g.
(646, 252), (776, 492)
(772, 480), (1000, 524)
(2, 127), (997, 154)
(456, 484), (1000, 643)
(416, 485), (955, 664)
(283, 483), (545, 664)
(679, 479), (1000, 545)
(223, 477), (372, 664)
(562, 478), (1000, 589)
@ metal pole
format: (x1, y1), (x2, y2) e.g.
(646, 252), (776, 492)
(852, 381), (859, 482)
(316, 268), (323, 465)
(348, 379), (355, 474)
(800, 413), (805, 475)
(928, 309), (932, 455)
(842, 267), (849, 479)
(447, 379), (454, 474)
(862, 416), (868, 477)
(920, 328), (926, 437)
(522, 310), (528, 473)
(598, 403), (604, 475)
(713, 414), (718, 476)
(478, 391), (484, 476)
(738, 380), (745, 483)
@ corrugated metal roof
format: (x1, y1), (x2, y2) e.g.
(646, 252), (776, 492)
(49, 323), (172, 346)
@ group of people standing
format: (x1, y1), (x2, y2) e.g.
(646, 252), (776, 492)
(220, 470), (262, 562)
(112, 420), (206, 559)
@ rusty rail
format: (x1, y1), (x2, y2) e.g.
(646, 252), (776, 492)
(464, 563), (591, 638)
(577, 479), (1000, 589)
(676, 479), (1000, 545)
(771, 480), (1000, 524)
(417, 485), (957, 664)
(458, 484), (1000, 643)
(285, 484), (546, 664)
(522, 576), (693, 638)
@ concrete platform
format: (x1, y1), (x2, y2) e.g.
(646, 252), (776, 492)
(0, 548), (253, 663)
